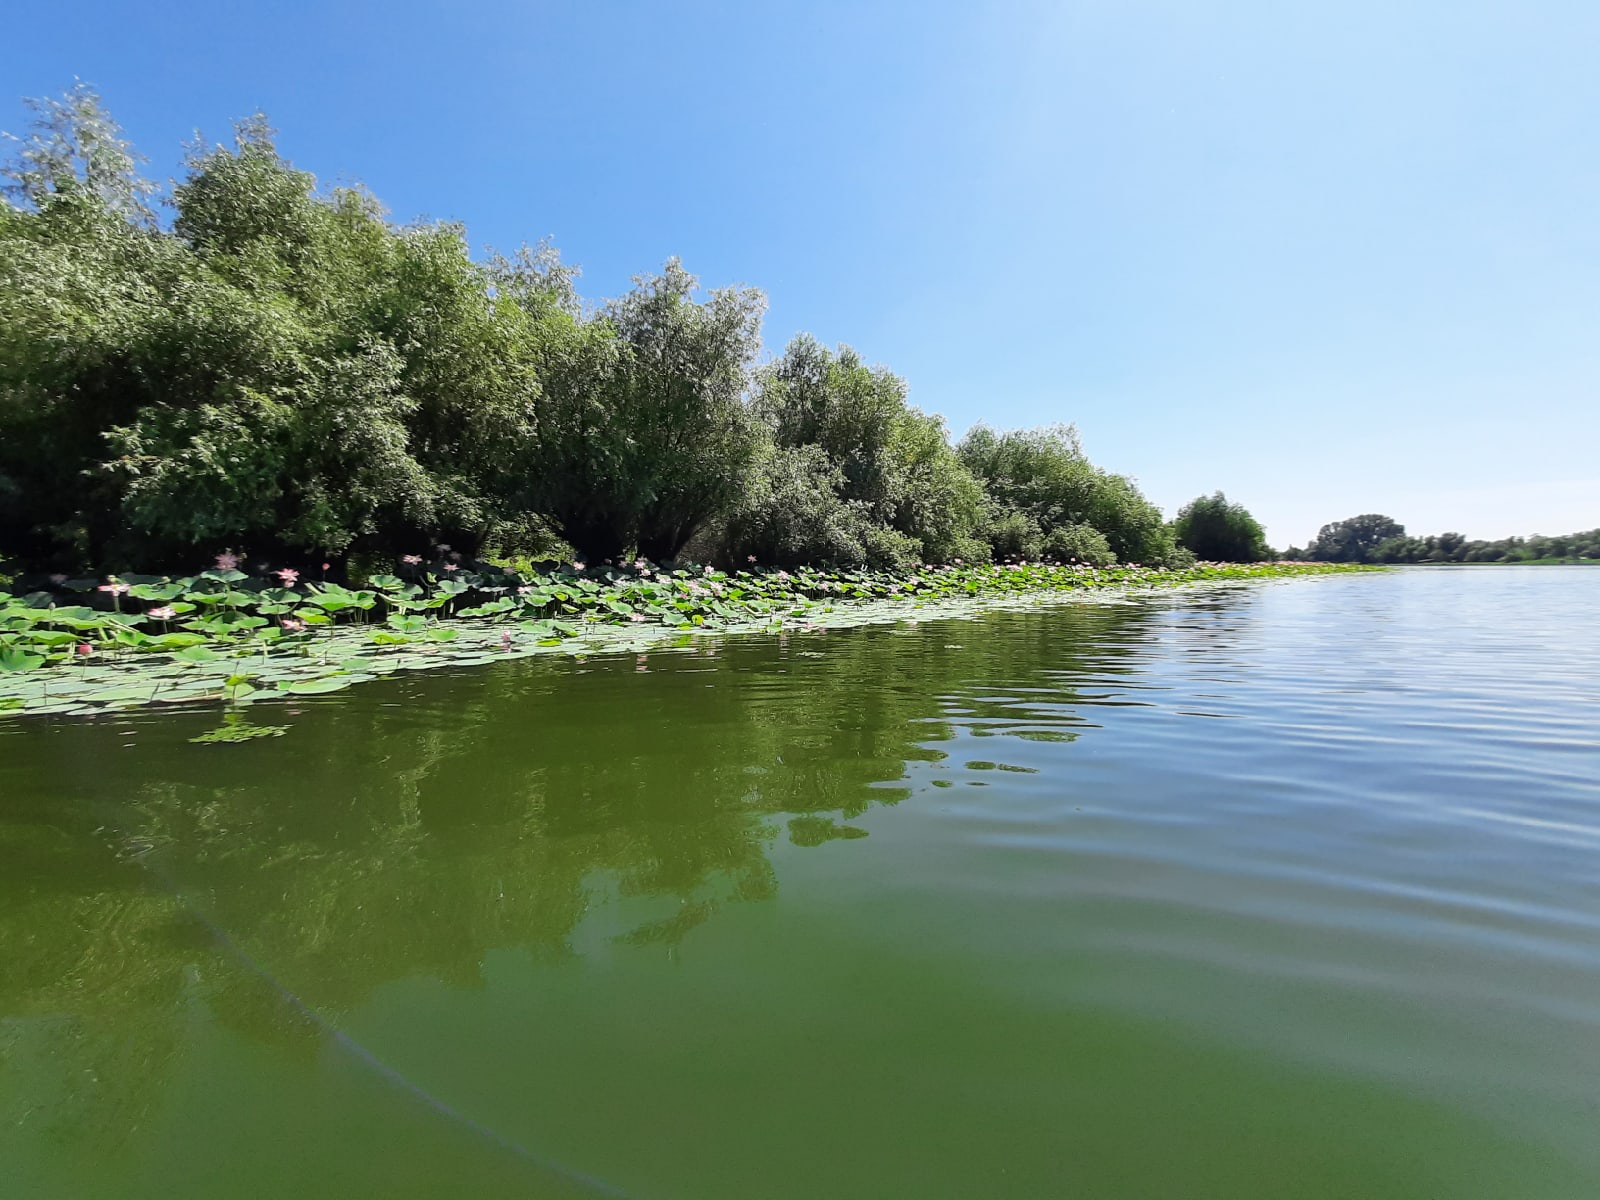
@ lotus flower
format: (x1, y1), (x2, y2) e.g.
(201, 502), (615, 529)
(147, 605), (177, 621)
(572, 561), (586, 571)
(746, 555), (756, 563)
(402, 554), (423, 565)
(76, 643), (92, 657)
(280, 616), (306, 633)
(97, 581), (129, 596)
(275, 568), (299, 584)
(440, 563), (460, 572)
(215, 552), (240, 571)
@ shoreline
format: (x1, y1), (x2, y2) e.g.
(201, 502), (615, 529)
(1, 562), (1363, 722)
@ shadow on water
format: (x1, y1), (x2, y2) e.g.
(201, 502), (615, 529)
(0, 603), (1158, 1192)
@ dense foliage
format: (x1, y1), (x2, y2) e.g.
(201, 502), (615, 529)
(1, 86), (1196, 577)
(956, 424), (1175, 566)
(1172, 491), (1270, 562)
(1293, 515), (1600, 564)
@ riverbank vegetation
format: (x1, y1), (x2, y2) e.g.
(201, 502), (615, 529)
(1, 85), (1282, 584)
(1292, 515), (1600, 565)
(0, 558), (1355, 714)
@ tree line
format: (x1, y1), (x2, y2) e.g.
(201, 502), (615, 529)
(1, 85), (1281, 577)
(1290, 514), (1599, 564)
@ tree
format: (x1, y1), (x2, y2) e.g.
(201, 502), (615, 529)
(1305, 514), (1405, 563)
(516, 259), (765, 564)
(720, 335), (985, 567)
(1, 81), (157, 224)
(958, 424), (1176, 564)
(1172, 491), (1270, 562)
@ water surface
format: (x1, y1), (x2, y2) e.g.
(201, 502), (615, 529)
(3, 566), (1598, 1198)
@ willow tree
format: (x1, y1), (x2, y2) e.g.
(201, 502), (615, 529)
(515, 259), (765, 563)
(1172, 491), (1270, 561)
(1, 89), (542, 569)
(959, 423), (1174, 564)
(722, 335), (985, 567)
(0, 85), (173, 567)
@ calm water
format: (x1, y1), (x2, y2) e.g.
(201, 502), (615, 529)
(2, 567), (1598, 1198)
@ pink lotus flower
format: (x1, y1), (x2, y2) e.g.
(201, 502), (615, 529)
(440, 563), (460, 572)
(214, 552), (240, 571)
(499, 631), (514, 650)
(321, 562), (331, 571)
(97, 581), (129, 595)
(402, 554), (423, 565)
(572, 561), (586, 571)
(628, 612), (645, 623)
(76, 643), (92, 657)
(147, 605), (177, 620)
(280, 616), (306, 633)
(275, 568), (299, 584)
(746, 555), (757, 563)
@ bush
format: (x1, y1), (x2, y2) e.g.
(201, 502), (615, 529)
(980, 509), (1043, 561)
(1043, 522), (1114, 566)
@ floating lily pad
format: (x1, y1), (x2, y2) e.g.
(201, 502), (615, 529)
(282, 675), (356, 695)
(0, 649), (45, 672)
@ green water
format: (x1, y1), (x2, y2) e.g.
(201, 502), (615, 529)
(3, 567), (1598, 1198)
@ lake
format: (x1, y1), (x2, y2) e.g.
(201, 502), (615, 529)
(2, 565), (1597, 1198)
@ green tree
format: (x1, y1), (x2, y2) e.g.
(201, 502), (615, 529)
(1306, 514), (1405, 563)
(958, 424), (1175, 564)
(1172, 491), (1270, 562)
(720, 336), (984, 567)
(1, 81), (157, 223)
(1, 98), (545, 569)
(516, 259), (765, 564)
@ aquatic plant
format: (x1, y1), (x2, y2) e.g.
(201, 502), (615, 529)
(0, 554), (1368, 718)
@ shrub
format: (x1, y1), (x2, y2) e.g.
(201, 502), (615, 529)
(1043, 522), (1114, 566)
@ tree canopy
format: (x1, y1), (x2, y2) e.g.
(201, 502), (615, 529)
(1172, 492), (1270, 562)
(2, 84), (1201, 577)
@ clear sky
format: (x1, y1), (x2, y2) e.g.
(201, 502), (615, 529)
(5, 0), (1596, 547)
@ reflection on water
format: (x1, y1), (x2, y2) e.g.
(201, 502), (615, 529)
(2, 568), (1599, 1198)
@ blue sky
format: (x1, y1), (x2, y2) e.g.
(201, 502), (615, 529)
(5, 0), (1596, 546)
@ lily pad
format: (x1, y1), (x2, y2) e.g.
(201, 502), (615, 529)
(282, 675), (357, 695)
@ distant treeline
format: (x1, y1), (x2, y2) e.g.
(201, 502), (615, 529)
(1290, 514), (1600, 564)
(4, 85), (1290, 578)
